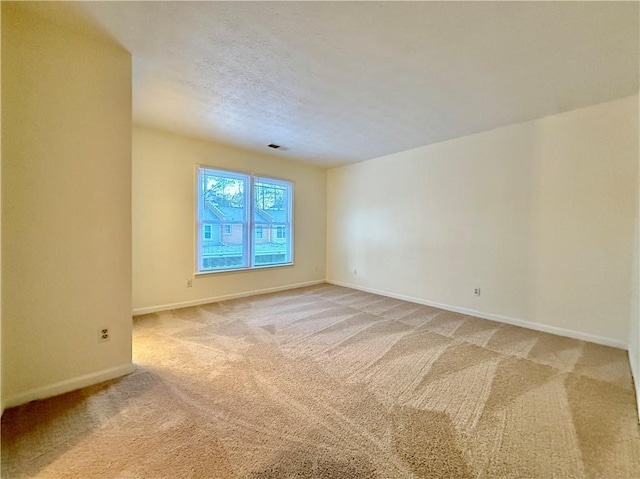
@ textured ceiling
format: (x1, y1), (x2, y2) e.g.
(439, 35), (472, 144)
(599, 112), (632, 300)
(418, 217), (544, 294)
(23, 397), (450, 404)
(21, 1), (640, 166)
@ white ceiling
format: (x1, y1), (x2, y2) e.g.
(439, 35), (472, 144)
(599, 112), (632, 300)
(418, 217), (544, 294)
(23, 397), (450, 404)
(24, 1), (640, 166)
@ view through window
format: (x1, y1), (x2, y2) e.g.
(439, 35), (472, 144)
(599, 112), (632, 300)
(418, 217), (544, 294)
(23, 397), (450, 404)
(196, 166), (293, 273)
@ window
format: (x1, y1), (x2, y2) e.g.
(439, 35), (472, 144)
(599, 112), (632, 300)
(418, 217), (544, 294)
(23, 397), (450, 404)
(196, 166), (293, 273)
(203, 224), (213, 240)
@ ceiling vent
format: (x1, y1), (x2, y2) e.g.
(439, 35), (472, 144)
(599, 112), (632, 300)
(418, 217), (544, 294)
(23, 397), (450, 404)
(268, 143), (289, 151)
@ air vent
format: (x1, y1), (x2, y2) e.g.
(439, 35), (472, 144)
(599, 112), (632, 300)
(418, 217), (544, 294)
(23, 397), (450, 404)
(267, 143), (289, 151)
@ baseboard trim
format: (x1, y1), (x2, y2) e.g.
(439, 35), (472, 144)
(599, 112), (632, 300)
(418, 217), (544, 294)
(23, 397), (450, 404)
(327, 279), (627, 350)
(132, 279), (326, 316)
(3, 363), (135, 411)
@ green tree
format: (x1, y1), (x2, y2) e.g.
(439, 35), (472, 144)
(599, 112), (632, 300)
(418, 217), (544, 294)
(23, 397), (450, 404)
(255, 182), (285, 210)
(205, 176), (244, 207)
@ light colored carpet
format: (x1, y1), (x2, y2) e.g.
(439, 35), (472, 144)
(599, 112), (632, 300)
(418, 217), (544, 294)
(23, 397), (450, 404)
(2, 284), (639, 478)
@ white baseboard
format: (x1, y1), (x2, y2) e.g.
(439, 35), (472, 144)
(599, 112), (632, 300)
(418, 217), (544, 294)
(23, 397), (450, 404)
(3, 363), (135, 411)
(327, 280), (627, 350)
(132, 279), (326, 316)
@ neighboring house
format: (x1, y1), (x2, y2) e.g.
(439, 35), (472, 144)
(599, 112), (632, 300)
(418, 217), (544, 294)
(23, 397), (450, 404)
(201, 200), (288, 269)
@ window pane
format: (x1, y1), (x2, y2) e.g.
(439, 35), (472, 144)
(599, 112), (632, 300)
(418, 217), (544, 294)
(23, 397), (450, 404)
(198, 168), (249, 272)
(254, 179), (290, 223)
(253, 178), (292, 267)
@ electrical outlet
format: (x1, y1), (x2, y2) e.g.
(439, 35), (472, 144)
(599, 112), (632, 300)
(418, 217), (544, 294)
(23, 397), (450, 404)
(313, 265), (319, 273)
(98, 327), (110, 342)
(186, 278), (193, 288)
(474, 288), (481, 296)
(353, 269), (358, 276)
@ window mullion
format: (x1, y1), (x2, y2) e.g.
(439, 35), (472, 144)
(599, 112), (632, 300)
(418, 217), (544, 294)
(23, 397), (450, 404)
(248, 175), (254, 268)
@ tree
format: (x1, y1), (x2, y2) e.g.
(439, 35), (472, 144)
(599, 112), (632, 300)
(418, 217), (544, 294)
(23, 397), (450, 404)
(204, 176), (244, 207)
(255, 182), (285, 210)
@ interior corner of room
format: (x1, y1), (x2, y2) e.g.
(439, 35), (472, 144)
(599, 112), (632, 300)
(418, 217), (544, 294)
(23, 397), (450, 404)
(1, 0), (639, 461)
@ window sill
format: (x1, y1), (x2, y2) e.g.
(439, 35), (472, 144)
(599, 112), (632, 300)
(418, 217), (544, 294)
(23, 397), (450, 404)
(194, 262), (294, 277)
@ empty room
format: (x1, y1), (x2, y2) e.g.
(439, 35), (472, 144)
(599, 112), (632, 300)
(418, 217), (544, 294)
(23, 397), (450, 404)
(2, 1), (639, 478)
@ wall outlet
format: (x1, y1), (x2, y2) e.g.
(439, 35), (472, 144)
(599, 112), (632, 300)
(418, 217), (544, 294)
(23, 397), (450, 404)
(353, 269), (358, 276)
(474, 288), (481, 296)
(313, 265), (319, 273)
(186, 278), (193, 288)
(98, 327), (110, 342)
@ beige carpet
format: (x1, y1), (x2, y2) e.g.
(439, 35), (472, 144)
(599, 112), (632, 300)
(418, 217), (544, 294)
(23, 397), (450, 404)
(2, 284), (639, 478)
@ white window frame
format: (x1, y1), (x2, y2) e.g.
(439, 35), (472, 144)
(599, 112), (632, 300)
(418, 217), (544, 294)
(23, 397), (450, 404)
(195, 165), (294, 275)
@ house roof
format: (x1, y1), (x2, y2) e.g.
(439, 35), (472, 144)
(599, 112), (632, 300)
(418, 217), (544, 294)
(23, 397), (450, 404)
(204, 203), (288, 224)
(201, 204), (224, 223)
(261, 208), (287, 223)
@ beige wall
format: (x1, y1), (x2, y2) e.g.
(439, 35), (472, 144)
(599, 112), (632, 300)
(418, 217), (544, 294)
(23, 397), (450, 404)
(631, 104), (640, 417)
(1, 5), (133, 407)
(631, 219), (639, 417)
(132, 126), (326, 313)
(0, 0), (3, 413)
(328, 95), (639, 347)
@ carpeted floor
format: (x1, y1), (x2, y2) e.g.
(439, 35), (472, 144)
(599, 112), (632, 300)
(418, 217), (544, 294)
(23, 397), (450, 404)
(2, 284), (639, 478)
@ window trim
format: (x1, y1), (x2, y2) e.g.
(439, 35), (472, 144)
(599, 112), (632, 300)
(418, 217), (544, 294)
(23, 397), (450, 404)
(194, 165), (294, 276)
